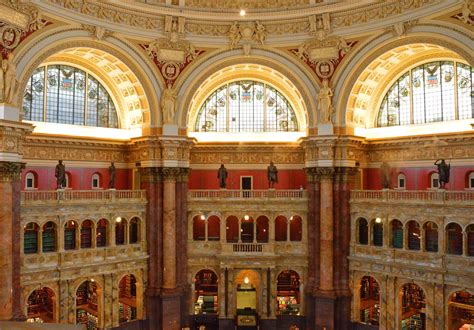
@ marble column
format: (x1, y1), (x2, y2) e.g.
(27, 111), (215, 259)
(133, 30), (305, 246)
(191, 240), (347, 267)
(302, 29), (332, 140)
(319, 167), (335, 292)
(161, 167), (181, 330)
(140, 167), (162, 329)
(0, 161), (24, 321)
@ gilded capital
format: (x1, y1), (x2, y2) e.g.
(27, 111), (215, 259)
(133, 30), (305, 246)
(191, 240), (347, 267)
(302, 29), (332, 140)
(0, 161), (24, 182)
(161, 167), (181, 181)
(140, 167), (161, 184)
(316, 167), (334, 180)
(304, 167), (319, 183)
(177, 168), (191, 182)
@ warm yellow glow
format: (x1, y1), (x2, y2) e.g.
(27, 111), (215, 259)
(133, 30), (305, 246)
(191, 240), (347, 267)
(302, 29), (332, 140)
(244, 215), (250, 221)
(375, 217), (382, 223)
(244, 276), (249, 284)
(188, 131), (305, 143)
(116, 217), (122, 223)
(200, 214), (205, 220)
(355, 119), (474, 139)
(26, 121), (142, 140)
(240, 9), (246, 16)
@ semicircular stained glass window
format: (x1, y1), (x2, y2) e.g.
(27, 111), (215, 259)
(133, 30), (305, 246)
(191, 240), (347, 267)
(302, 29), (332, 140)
(23, 64), (118, 128)
(195, 80), (298, 132)
(377, 61), (473, 127)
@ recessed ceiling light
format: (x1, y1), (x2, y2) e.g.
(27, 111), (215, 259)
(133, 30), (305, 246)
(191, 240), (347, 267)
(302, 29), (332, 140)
(240, 9), (246, 16)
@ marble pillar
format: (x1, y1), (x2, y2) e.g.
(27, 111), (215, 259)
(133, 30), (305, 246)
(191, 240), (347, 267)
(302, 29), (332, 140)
(318, 167), (334, 292)
(0, 162), (24, 321)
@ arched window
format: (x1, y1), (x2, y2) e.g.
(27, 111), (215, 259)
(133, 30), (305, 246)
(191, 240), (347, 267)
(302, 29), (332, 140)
(397, 173), (406, 189)
(467, 224), (474, 257)
(23, 65), (119, 128)
(42, 221), (56, 253)
(423, 222), (438, 252)
(129, 218), (140, 244)
(407, 221), (420, 250)
(226, 216), (239, 243)
(24, 222), (39, 254)
(275, 216), (287, 242)
(256, 216), (269, 243)
(430, 172), (439, 189)
(91, 173), (100, 189)
(241, 216), (254, 243)
(115, 217), (127, 245)
(96, 219), (108, 247)
(193, 215), (206, 241)
(390, 219), (403, 249)
(80, 220), (93, 249)
(207, 216), (220, 241)
(195, 80), (298, 132)
(372, 219), (383, 247)
(377, 61), (473, 127)
(64, 220), (77, 250)
(468, 172), (474, 189)
(289, 216), (302, 241)
(446, 223), (463, 255)
(25, 172), (36, 189)
(357, 218), (368, 245)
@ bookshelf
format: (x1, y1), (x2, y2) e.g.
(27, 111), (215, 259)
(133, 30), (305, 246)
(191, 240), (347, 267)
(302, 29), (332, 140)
(194, 270), (218, 314)
(24, 230), (38, 254)
(81, 227), (92, 249)
(42, 223), (56, 252)
(27, 288), (54, 323)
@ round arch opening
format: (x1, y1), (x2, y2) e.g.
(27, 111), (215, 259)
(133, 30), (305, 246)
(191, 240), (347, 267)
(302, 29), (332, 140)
(276, 270), (301, 316)
(448, 291), (474, 330)
(119, 274), (138, 323)
(194, 269), (218, 315)
(27, 287), (56, 323)
(359, 276), (380, 325)
(76, 280), (100, 328)
(398, 283), (426, 329)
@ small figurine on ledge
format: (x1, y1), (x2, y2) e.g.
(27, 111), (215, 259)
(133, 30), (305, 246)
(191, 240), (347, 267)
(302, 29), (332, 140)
(108, 162), (116, 189)
(55, 160), (66, 189)
(434, 159), (450, 189)
(267, 161), (278, 189)
(217, 164), (228, 189)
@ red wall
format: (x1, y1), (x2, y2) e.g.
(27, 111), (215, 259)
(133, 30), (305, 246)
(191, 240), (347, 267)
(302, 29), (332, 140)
(188, 169), (306, 190)
(363, 166), (474, 190)
(21, 166), (132, 190)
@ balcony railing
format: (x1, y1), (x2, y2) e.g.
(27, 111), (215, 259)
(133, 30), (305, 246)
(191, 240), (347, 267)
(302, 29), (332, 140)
(21, 189), (147, 203)
(351, 190), (474, 203)
(188, 189), (307, 199)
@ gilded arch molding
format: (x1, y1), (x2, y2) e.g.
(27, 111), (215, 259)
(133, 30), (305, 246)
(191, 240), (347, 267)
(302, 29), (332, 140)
(14, 28), (162, 129)
(333, 26), (474, 130)
(175, 48), (320, 131)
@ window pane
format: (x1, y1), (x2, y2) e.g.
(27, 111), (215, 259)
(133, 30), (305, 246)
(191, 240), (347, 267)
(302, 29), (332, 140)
(424, 62), (442, 123)
(25, 67), (45, 121)
(57, 65), (75, 125)
(87, 76), (98, 126)
(441, 62), (455, 121)
(46, 65), (60, 123)
(74, 69), (86, 125)
(457, 63), (473, 120)
(412, 66), (425, 124)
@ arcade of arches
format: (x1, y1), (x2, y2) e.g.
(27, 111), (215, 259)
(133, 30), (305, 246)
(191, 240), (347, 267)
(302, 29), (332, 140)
(0, 1), (473, 330)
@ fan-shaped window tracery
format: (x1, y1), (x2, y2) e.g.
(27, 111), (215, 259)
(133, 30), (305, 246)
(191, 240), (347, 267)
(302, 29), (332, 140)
(195, 80), (298, 132)
(377, 61), (473, 127)
(23, 64), (119, 128)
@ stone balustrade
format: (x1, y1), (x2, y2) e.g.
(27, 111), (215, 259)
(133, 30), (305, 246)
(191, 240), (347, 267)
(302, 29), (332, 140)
(351, 189), (474, 204)
(188, 240), (306, 257)
(188, 189), (307, 200)
(21, 189), (147, 204)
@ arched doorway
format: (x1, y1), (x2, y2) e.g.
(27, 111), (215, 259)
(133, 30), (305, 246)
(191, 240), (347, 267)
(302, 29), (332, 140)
(235, 269), (260, 327)
(119, 275), (137, 323)
(26, 287), (56, 323)
(76, 280), (100, 329)
(276, 270), (300, 315)
(399, 283), (426, 329)
(359, 276), (380, 325)
(194, 269), (218, 314)
(448, 291), (474, 330)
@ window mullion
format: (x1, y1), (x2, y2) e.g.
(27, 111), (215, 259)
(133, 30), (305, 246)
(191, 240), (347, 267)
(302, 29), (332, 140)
(226, 84), (229, 132)
(409, 70), (414, 125)
(454, 62), (459, 120)
(43, 66), (47, 122)
(440, 61), (444, 122)
(84, 73), (89, 125)
(263, 84), (267, 132)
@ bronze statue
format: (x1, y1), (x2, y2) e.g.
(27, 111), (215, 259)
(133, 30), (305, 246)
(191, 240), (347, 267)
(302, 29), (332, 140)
(434, 159), (450, 189)
(267, 161), (278, 188)
(380, 162), (391, 189)
(108, 162), (116, 189)
(217, 164), (228, 188)
(55, 160), (66, 189)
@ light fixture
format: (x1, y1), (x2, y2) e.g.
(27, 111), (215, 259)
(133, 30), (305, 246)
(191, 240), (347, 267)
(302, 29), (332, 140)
(200, 214), (205, 220)
(116, 217), (122, 223)
(240, 9), (246, 16)
(90, 279), (95, 282)
(375, 217), (382, 223)
(290, 216), (294, 221)
(244, 276), (249, 284)
(244, 215), (249, 220)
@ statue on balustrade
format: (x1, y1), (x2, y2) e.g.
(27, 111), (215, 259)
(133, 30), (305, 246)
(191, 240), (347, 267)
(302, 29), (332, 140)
(434, 159), (450, 189)
(217, 164), (228, 188)
(55, 160), (66, 189)
(108, 162), (116, 189)
(267, 161), (278, 188)
(380, 161), (391, 189)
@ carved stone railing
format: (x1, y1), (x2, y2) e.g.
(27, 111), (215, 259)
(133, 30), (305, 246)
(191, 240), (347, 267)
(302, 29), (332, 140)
(21, 189), (147, 204)
(188, 189), (307, 199)
(350, 190), (474, 204)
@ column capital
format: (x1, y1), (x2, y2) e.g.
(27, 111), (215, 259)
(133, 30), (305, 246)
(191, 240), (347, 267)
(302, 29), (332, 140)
(334, 166), (358, 183)
(139, 167), (161, 183)
(0, 161), (24, 182)
(304, 167), (319, 183)
(161, 167), (182, 181)
(176, 167), (191, 183)
(316, 167), (335, 180)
